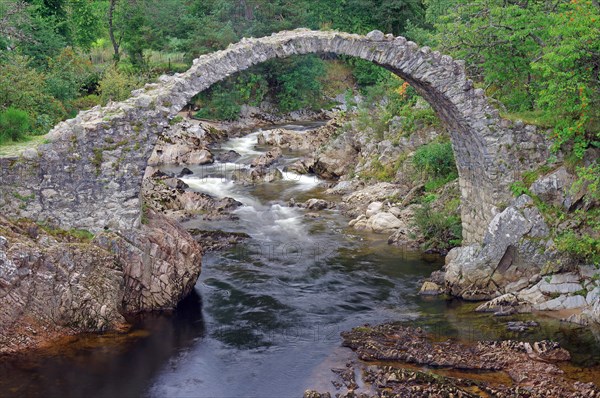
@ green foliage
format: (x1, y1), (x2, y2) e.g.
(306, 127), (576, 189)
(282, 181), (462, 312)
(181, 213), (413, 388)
(360, 156), (402, 182)
(0, 107), (30, 144)
(424, 175), (456, 192)
(354, 73), (416, 140)
(414, 202), (462, 250)
(555, 231), (600, 265)
(195, 87), (243, 121)
(430, 0), (599, 193)
(195, 55), (327, 119)
(573, 162), (600, 204)
(0, 55), (65, 133)
(509, 181), (531, 197)
(169, 115), (183, 125)
(349, 58), (389, 87)
(273, 56), (326, 113)
(98, 66), (139, 104)
(36, 221), (95, 242)
(307, 0), (425, 36)
(412, 141), (457, 179)
(70, 94), (102, 111)
(18, 12), (67, 68)
(69, 0), (103, 50)
(45, 47), (95, 102)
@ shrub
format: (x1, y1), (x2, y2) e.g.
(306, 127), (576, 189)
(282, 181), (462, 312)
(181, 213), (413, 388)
(413, 202), (463, 250)
(99, 66), (139, 104)
(0, 108), (30, 144)
(510, 181), (531, 197)
(71, 94), (102, 111)
(195, 89), (242, 121)
(45, 48), (95, 102)
(412, 141), (457, 179)
(555, 231), (600, 265)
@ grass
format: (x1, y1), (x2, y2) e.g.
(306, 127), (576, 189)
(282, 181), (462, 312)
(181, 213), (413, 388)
(0, 135), (49, 158)
(36, 222), (95, 242)
(500, 110), (563, 128)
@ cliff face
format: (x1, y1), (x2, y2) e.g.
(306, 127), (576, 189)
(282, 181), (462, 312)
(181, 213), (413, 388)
(0, 210), (202, 354)
(0, 216), (125, 353)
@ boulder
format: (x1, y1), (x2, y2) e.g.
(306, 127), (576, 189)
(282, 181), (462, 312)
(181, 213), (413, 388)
(147, 119), (220, 166)
(232, 166), (283, 184)
(303, 198), (335, 211)
(178, 167), (194, 177)
(312, 137), (359, 180)
(366, 201), (384, 218)
(529, 167), (576, 210)
(367, 212), (404, 234)
(441, 195), (565, 300)
(142, 173), (242, 221)
(216, 150), (241, 163)
(534, 295), (587, 311)
(419, 281), (442, 295)
(251, 147), (283, 168)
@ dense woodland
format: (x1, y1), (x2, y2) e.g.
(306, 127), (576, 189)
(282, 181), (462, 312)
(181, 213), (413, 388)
(0, 0), (598, 258)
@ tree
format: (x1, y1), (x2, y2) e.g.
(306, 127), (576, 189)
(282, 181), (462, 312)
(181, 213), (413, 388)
(0, 54), (64, 131)
(69, 0), (102, 50)
(45, 47), (95, 102)
(0, 0), (30, 46)
(108, 0), (121, 61)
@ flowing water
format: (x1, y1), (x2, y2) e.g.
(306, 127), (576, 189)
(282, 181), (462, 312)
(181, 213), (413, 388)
(1, 122), (600, 397)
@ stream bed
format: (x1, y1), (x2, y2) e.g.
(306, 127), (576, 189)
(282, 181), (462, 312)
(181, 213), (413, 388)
(1, 122), (599, 397)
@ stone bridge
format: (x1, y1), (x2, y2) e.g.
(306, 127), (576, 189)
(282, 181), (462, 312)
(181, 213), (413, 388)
(0, 29), (548, 244)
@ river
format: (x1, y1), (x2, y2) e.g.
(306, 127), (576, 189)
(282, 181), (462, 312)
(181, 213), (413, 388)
(1, 122), (599, 397)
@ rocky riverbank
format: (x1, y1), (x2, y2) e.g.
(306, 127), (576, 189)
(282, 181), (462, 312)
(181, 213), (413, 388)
(245, 109), (600, 326)
(0, 209), (202, 354)
(304, 323), (600, 397)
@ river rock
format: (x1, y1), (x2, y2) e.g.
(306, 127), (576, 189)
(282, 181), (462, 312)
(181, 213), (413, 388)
(419, 281), (442, 295)
(147, 119), (219, 166)
(302, 198), (335, 211)
(538, 279), (583, 294)
(216, 150), (241, 163)
(251, 147), (282, 168)
(342, 183), (406, 218)
(284, 158), (314, 174)
(257, 128), (312, 151)
(587, 287), (600, 306)
(178, 167), (194, 177)
(142, 171), (242, 221)
(534, 294), (587, 311)
(366, 201), (384, 218)
(506, 321), (539, 332)
(367, 212), (404, 234)
(312, 133), (359, 180)
(232, 166), (283, 184)
(475, 293), (520, 313)
(95, 209), (202, 314)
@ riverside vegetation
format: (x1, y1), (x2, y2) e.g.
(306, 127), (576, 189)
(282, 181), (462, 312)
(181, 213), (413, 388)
(0, 0), (599, 396)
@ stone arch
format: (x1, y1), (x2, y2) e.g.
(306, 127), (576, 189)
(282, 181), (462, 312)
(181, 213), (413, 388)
(0, 29), (546, 245)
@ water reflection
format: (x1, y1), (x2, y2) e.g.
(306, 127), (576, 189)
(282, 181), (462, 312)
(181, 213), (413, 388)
(0, 291), (205, 398)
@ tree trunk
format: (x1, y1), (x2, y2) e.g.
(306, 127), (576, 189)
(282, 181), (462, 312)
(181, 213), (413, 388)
(108, 0), (120, 62)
